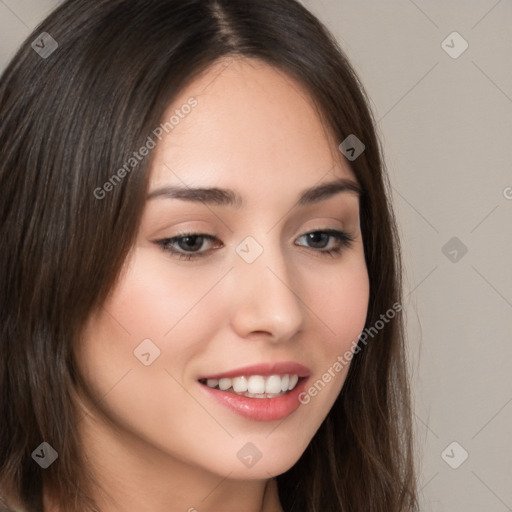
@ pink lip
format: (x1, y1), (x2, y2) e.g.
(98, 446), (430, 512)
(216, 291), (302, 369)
(198, 376), (310, 422)
(198, 361), (310, 380)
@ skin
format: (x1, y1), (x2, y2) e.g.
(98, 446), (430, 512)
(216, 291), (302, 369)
(63, 57), (370, 512)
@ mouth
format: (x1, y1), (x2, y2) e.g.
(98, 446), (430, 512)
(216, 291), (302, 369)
(197, 362), (310, 421)
(198, 373), (302, 398)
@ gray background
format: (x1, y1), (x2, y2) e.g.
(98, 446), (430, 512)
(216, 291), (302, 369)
(1, 1), (511, 510)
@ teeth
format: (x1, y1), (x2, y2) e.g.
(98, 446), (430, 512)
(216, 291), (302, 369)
(218, 378), (231, 391)
(265, 375), (282, 394)
(202, 374), (301, 395)
(248, 375), (265, 394)
(232, 376), (248, 392)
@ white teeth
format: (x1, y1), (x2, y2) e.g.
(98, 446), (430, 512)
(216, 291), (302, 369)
(288, 374), (299, 390)
(202, 374), (301, 395)
(265, 375), (282, 394)
(218, 378), (231, 391)
(247, 375), (265, 394)
(232, 376), (248, 393)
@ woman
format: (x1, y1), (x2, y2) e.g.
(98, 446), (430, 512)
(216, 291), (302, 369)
(0, 0), (419, 510)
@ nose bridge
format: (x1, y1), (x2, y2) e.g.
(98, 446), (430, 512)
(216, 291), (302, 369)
(230, 234), (305, 340)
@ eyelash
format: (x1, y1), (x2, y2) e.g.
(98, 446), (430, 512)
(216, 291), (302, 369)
(155, 229), (355, 261)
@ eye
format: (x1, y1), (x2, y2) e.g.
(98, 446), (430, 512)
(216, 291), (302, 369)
(156, 233), (222, 260)
(155, 229), (355, 261)
(295, 229), (355, 256)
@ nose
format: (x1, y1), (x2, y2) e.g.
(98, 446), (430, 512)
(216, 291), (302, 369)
(229, 241), (306, 342)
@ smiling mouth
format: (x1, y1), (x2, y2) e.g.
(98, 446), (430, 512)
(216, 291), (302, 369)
(198, 374), (301, 398)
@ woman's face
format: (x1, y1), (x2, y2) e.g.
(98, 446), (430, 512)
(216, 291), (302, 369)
(77, 58), (369, 483)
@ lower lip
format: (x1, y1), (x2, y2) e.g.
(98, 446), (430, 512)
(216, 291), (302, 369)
(198, 378), (309, 422)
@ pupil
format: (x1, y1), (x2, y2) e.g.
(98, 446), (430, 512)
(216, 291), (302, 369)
(308, 232), (328, 249)
(180, 236), (203, 251)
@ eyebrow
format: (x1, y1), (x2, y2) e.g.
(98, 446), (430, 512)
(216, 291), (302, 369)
(146, 177), (362, 208)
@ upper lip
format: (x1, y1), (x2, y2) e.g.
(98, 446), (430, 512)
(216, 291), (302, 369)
(199, 362), (310, 380)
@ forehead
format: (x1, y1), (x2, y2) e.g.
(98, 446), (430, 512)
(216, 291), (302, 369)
(149, 57), (355, 191)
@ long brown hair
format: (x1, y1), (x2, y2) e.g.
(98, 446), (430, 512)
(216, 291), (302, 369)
(0, 1), (419, 510)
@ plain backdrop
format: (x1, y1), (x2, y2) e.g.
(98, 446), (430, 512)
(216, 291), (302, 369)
(1, 1), (511, 511)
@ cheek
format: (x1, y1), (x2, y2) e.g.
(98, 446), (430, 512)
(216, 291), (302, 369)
(319, 271), (369, 335)
(311, 253), (370, 351)
(74, 256), (224, 459)
(297, 253), (369, 404)
(109, 248), (229, 342)
(75, 248), (230, 409)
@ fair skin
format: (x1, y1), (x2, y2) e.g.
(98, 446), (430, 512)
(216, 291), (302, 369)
(58, 57), (369, 512)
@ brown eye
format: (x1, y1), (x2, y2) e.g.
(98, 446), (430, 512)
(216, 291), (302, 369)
(176, 235), (207, 252)
(304, 232), (330, 249)
(156, 233), (222, 261)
